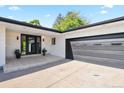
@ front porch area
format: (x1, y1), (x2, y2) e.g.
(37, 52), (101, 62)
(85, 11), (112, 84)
(4, 54), (64, 73)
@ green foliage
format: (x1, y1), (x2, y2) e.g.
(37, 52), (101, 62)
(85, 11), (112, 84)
(28, 19), (41, 26)
(53, 11), (89, 32)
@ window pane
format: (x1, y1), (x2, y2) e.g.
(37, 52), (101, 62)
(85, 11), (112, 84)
(36, 37), (41, 53)
(21, 35), (26, 55)
(52, 38), (56, 45)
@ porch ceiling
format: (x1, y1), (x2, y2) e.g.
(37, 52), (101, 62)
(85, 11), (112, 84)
(0, 21), (61, 36)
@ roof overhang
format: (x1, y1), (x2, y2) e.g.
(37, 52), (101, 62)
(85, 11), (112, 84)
(0, 21), (61, 36)
(64, 16), (124, 32)
(0, 16), (124, 34)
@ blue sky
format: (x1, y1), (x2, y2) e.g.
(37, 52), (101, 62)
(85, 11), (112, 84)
(0, 5), (124, 28)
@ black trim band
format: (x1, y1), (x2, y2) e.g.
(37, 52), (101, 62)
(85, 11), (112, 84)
(0, 17), (61, 33)
(0, 16), (124, 33)
(67, 32), (124, 41)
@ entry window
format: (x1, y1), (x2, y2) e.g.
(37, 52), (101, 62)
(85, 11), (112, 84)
(28, 36), (35, 53)
(21, 34), (41, 55)
(52, 38), (56, 45)
(21, 35), (26, 55)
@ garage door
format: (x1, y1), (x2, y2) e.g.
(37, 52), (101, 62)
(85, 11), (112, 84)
(66, 33), (124, 68)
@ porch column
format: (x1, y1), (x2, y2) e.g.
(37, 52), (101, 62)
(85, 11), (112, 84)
(0, 26), (6, 67)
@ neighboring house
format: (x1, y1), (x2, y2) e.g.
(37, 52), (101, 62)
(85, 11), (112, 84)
(1, 16), (124, 69)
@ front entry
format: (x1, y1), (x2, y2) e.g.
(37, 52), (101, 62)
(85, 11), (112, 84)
(21, 34), (41, 55)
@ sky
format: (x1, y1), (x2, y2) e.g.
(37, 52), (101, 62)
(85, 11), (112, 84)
(0, 5), (124, 28)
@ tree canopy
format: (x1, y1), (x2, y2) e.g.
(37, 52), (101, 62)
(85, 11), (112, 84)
(28, 19), (41, 26)
(53, 11), (89, 32)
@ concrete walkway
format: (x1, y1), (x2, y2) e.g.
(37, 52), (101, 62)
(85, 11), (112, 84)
(4, 54), (63, 73)
(0, 60), (124, 88)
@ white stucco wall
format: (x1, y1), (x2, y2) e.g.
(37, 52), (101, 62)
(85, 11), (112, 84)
(41, 35), (65, 57)
(0, 26), (6, 66)
(41, 36), (51, 54)
(41, 35), (66, 58)
(6, 30), (20, 59)
(49, 36), (65, 57)
(63, 22), (124, 39)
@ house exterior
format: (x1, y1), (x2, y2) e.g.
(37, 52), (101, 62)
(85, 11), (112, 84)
(1, 16), (124, 70)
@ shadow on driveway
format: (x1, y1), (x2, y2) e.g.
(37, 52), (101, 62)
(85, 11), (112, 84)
(0, 59), (71, 82)
(75, 56), (124, 70)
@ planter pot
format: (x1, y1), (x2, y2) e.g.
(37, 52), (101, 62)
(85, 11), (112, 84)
(15, 49), (21, 59)
(43, 53), (46, 56)
(42, 48), (47, 56)
(15, 53), (21, 59)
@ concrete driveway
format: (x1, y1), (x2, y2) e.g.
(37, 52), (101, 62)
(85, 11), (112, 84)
(0, 60), (124, 88)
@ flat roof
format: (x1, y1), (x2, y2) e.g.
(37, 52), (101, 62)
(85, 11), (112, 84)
(65, 16), (124, 32)
(0, 17), (61, 33)
(0, 16), (124, 33)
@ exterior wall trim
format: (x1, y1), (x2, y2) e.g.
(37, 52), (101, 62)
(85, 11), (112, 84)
(0, 17), (61, 33)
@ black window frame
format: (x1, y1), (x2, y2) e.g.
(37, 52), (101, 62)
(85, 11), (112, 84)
(21, 34), (41, 55)
(51, 37), (56, 45)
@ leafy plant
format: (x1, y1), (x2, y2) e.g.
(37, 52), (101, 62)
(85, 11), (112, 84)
(28, 19), (41, 26)
(53, 11), (89, 32)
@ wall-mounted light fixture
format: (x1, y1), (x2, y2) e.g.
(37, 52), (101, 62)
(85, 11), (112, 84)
(43, 38), (45, 42)
(17, 36), (19, 40)
(42, 36), (45, 42)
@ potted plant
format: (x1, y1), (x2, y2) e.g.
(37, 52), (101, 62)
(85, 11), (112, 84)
(42, 48), (47, 56)
(15, 49), (21, 59)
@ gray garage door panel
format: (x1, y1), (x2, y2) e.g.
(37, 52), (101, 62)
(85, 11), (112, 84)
(74, 55), (124, 69)
(73, 50), (124, 55)
(71, 39), (124, 61)
(72, 45), (124, 51)
(73, 50), (124, 60)
(66, 33), (124, 69)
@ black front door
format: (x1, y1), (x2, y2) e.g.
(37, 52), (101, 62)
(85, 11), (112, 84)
(21, 34), (41, 55)
(27, 36), (36, 54)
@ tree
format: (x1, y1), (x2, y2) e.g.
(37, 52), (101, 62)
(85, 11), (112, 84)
(53, 11), (89, 32)
(53, 13), (63, 25)
(28, 19), (41, 26)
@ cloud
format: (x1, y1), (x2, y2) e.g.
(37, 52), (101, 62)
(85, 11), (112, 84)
(45, 14), (51, 17)
(7, 16), (14, 19)
(8, 6), (20, 11)
(100, 5), (113, 15)
(104, 5), (114, 8)
(101, 5), (114, 9)
(100, 10), (107, 14)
